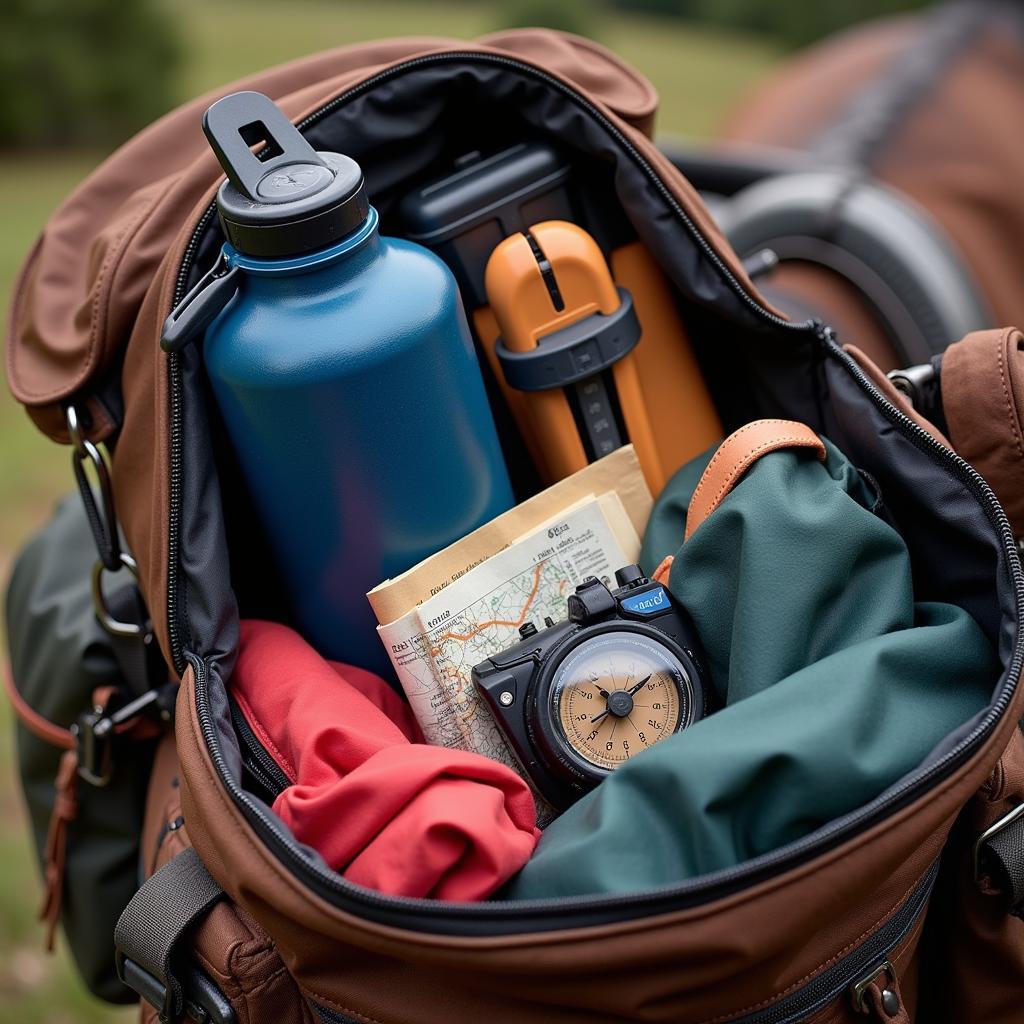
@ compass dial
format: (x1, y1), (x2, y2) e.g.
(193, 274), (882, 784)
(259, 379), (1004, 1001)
(551, 630), (691, 772)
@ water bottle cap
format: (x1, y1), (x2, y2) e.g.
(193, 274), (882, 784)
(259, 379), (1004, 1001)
(203, 91), (370, 259)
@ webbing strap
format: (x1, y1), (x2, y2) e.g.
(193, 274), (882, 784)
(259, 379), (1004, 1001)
(982, 809), (1024, 921)
(114, 848), (223, 1022)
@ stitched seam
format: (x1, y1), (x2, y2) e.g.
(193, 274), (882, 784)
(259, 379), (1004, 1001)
(301, 987), (383, 1024)
(688, 420), (789, 513)
(688, 423), (822, 537)
(233, 960), (291, 997)
(998, 328), (1024, 463)
(193, 947), (239, 992)
(233, 690), (298, 782)
(700, 872), (923, 1024)
(708, 434), (820, 511)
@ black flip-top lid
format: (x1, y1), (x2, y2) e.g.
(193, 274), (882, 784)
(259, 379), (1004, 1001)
(203, 91), (369, 259)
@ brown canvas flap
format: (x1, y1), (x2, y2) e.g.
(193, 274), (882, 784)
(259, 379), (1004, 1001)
(5, 29), (664, 439)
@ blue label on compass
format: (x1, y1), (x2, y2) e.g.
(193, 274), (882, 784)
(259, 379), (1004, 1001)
(620, 586), (669, 616)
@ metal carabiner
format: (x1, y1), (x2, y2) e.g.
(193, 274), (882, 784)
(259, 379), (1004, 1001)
(91, 552), (147, 639)
(67, 404), (122, 571)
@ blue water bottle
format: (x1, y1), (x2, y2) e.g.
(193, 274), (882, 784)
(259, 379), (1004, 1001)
(166, 92), (514, 676)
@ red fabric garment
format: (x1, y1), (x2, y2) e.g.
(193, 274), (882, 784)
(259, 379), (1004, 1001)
(231, 620), (539, 900)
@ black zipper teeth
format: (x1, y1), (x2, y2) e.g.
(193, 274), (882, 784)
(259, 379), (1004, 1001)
(311, 1003), (362, 1024)
(734, 858), (938, 1024)
(228, 697), (292, 794)
(167, 201), (219, 676)
(315, 865), (937, 1024)
(166, 53), (1024, 929)
(165, 51), (810, 670)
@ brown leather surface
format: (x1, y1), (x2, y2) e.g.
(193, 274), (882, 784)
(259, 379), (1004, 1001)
(5, 30), (664, 423)
(721, 16), (920, 149)
(176, 656), (1024, 1023)
(13, 23), (1024, 1021)
(942, 328), (1024, 538)
(925, 728), (1024, 1024)
(140, 733), (182, 879)
(872, 22), (1024, 332)
(139, 731), (313, 1024)
(684, 419), (825, 541)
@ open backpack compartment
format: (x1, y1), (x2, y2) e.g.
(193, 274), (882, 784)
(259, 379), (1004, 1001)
(6, 29), (1024, 1024)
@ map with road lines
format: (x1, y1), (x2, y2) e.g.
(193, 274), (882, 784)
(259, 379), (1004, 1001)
(377, 498), (634, 774)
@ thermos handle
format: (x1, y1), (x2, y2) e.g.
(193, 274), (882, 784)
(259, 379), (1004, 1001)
(202, 91), (327, 202)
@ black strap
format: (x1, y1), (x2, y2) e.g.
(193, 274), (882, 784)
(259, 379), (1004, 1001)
(982, 810), (1024, 920)
(115, 848), (224, 1023)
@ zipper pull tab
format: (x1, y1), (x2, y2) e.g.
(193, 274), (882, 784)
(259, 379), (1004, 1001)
(161, 253), (241, 353)
(850, 960), (909, 1022)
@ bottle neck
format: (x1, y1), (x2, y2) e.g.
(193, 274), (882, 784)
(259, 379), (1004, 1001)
(225, 205), (380, 276)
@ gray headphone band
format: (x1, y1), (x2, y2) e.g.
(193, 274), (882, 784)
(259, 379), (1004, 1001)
(716, 171), (993, 364)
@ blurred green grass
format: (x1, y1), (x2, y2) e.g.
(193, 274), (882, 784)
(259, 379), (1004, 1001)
(0, 3), (779, 1021)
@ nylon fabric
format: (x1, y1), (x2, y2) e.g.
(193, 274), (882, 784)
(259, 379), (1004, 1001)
(4, 496), (157, 1001)
(114, 847), (224, 1019)
(230, 621), (539, 900)
(504, 436), (996, 898)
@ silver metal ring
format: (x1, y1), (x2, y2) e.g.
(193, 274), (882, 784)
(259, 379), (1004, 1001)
(91, 554), (145, 638)
(65, 403), (89, 458)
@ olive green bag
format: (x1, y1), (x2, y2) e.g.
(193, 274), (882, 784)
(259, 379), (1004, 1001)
(4, 497), (167, 1001)
(505, 423), (998, 899)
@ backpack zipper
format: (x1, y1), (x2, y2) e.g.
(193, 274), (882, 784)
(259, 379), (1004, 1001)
(227, 695), (292, 797)
(167, 53), (1023, 933)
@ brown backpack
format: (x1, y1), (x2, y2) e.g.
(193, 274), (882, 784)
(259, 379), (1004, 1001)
(6, 28), (1024, 1024)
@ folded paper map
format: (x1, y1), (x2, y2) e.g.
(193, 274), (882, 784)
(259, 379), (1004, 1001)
(367, 445), (651, 626)
(369, 447), (652, 778)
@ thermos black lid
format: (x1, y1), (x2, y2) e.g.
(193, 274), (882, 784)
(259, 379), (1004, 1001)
(203, 91), (369, 259)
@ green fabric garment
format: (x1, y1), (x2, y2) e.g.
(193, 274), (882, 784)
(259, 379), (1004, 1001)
(504, 438), (996, 899)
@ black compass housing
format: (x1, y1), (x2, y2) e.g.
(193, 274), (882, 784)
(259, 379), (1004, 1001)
(471, 566), (710, 810)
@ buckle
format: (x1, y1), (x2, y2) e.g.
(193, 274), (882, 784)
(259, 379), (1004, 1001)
(92, 551), (147, 638)
(973, 800), (1024, 887)
(117, 953), (237, 1024)
(850, 960), (896, 1015)
(71, 688), (168, 787)
(887, 363), (936, 402)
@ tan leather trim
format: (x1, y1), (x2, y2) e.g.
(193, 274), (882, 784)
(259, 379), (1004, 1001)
(3, 663), (74, 749)
(684, 419), (825, 542)
(651, 554), (673, 585)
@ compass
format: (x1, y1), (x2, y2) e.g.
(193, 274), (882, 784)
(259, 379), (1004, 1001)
(472, 566), (709, 809)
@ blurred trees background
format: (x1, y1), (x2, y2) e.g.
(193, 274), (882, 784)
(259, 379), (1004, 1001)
(0, 0), (179, 149)
(0, 0), (933, 151)
(500, 0), (932, 51)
